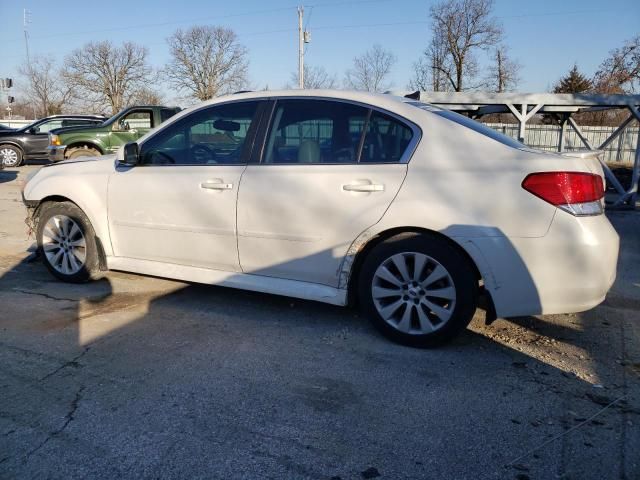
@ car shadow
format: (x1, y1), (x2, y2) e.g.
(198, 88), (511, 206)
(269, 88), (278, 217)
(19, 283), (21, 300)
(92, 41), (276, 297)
(0, 170), (18, 183)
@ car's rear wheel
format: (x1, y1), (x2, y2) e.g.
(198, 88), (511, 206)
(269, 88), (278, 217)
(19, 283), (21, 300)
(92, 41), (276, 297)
(358, 233), (478, 347)
(0, 145), (23, 167)
(66, 146), (101, 159)
(37, 202), (99, 283)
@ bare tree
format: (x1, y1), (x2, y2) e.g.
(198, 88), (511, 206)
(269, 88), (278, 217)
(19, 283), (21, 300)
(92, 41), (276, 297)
(18, 56), (72, 117)
(487, 45), (520, 92)
(128, 87), (166, 106)
(593, 35), (640, 93)
(428, 0), (502, 92)
(63, 41), (154, 114)
(165, 26), (249, 101)
(288, 65), (338, 89)
(344, 45), (396, 92)
(410, 35), (451, 92)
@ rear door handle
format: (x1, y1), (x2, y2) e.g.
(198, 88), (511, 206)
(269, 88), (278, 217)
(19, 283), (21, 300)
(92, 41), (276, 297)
(201, 181), (233, 190)
(342, 183), (384, 192)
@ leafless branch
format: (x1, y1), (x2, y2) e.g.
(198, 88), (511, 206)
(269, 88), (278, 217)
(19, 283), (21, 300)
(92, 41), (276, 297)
(62, 41), (154, 114)
(288, 64), (338, 89)
(18, 56), (72, 117)
(344, 44), (396, 92)
(165, 25), (249, 101)
(427, 0), (503, 92)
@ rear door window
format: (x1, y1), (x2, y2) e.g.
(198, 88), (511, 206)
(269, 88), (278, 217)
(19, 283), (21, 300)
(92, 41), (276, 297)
(262, 100), (369, 164)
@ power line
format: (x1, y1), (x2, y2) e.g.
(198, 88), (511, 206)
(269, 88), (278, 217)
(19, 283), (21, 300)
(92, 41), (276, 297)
(5, 0), (395, 44)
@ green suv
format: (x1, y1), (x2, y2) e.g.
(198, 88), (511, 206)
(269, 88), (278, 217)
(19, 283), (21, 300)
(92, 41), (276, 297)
(48, 105), (181, 161)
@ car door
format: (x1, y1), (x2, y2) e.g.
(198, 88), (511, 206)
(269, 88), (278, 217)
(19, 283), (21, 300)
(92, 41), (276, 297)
(108, 100), (263, 271)
(109, 109), (154, 150)
(237, 99), (418, 287)
(24, 119), (64, 157)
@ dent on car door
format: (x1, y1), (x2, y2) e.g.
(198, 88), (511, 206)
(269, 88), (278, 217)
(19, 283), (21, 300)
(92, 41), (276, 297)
(107, 101), (263, 270)
(237, 99), (416, 287)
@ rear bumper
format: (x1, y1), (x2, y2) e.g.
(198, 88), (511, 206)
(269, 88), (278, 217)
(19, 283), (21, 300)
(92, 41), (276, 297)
(47, 145), (66, 162)
(464, 212), (619, 318)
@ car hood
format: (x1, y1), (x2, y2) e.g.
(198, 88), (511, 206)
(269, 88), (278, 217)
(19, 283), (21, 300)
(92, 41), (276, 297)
(0, 129), (23, 137)
(49, 124), (105, 136)
(45, 153), (117, 167)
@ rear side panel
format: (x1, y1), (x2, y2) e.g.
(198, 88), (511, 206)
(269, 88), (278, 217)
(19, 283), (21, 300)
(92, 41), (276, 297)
(357, 107), (618, 317)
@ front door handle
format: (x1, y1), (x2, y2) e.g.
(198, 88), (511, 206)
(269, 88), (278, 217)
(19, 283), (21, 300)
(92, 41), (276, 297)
(201, 181), (233, 190)
(342, 183), (384, 192)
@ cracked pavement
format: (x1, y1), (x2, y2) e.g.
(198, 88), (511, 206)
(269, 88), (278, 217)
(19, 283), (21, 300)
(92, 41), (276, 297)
(0, 166), (639, 479)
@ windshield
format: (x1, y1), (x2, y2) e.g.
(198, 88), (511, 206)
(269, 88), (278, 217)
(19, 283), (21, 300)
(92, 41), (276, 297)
(101, 112), (123, 126)
(407, 101), (526, 150)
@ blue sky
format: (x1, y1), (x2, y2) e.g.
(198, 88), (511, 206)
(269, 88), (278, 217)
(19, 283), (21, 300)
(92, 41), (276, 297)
(1, 0), (639, 101)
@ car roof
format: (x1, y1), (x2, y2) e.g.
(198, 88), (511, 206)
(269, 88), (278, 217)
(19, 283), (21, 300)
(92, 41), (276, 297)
(39, 114), (106, 119)
(175, 89), (425, 124)
(213, 89), (408, 106)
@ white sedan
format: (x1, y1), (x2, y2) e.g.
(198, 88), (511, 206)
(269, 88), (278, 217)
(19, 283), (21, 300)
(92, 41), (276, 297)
(22, 90), (619, 347)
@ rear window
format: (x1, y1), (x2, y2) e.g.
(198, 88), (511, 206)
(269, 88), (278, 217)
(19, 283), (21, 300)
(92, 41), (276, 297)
(407, 101), (525, 150)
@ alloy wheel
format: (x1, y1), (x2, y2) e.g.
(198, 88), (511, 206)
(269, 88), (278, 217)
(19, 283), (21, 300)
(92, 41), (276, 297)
(371, 252), (457, 334)
(0, 148), (18, 167)
(41, 215), (87, 275)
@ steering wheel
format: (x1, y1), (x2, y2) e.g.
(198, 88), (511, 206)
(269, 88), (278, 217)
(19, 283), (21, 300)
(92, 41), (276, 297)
(191, 143), (217, 164)
(150, 151), (175, 164)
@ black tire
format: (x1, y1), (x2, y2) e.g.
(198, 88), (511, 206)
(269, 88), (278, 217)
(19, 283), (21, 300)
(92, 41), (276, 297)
(358, 232), (478, 348)
(0, 144), (23, 167)
(66, 146), (101, 160)
(36, 201), (100, 283)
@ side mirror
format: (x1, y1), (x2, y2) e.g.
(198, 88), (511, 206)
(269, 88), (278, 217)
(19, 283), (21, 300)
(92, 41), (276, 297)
(121, 142), (139, 166)
(28, 127), (38, 134)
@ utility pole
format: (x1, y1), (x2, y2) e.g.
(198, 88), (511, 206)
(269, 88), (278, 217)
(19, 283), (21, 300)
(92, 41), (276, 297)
(297, 6), (304, 89)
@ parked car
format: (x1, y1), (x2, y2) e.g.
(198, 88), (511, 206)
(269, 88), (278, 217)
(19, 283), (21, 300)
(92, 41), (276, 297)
(0, 115), (106, 167)
(22, 90), (619, 347)
(47, 105), (181, 161)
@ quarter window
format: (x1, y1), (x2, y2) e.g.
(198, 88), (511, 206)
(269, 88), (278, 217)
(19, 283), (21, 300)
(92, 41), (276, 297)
(360, 111), (414, 163)
(140, 102), (259, 165)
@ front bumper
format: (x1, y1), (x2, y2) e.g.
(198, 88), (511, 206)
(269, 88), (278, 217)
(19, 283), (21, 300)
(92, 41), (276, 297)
(467, 212), (619, 318)
(47, 145), (66, 162)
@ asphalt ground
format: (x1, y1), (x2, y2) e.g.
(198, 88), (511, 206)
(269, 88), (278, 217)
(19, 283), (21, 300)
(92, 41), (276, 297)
(1, 165), (639, 480)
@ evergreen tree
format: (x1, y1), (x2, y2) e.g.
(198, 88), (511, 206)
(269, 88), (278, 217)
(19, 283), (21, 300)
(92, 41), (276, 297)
(552, 65), (592, 93)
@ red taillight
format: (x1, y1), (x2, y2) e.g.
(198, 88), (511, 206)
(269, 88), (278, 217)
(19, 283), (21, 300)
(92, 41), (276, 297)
(522, 172), (604, 216)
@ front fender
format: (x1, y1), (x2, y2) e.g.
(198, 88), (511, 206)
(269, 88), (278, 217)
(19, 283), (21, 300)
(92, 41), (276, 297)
(23, 161), (114, 255)
(62, 134), (108, 154)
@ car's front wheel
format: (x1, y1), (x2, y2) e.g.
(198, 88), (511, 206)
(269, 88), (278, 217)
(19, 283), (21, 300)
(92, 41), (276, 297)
(0, 144), (23, 167)
(37, 201), (100, 283)
(66, 146), (101, 159)
(358, 233), (478, 347)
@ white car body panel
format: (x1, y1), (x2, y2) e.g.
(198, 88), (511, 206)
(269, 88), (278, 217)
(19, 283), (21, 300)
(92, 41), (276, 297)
(22, 89), (619, 319)
(108, 164), (245, 271)
(237, 163), (407, 286)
